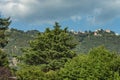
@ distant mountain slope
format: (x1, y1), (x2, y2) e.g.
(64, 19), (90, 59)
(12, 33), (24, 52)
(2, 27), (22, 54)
(4, 28), (39, 56)
(72, 29), (120, 53)
(4, 28), (120, 56)
(74, 35), (120, 53)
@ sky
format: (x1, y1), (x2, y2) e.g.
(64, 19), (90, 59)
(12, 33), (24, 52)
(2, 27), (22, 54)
(0, 0), (120, 34)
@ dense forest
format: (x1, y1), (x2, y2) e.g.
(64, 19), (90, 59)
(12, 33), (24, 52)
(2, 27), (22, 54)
(0, 17), (120, 80)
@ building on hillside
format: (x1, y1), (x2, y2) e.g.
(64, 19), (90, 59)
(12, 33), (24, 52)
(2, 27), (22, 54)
(94, 32), (102, 36)
(73, 32), (78, 35)
(94, 32), (98, 36)
(105, 29), (111, 33)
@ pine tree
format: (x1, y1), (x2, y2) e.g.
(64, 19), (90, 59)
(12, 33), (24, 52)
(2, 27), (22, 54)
(22, 22), (77, 71)
(0, 17), (11, 66)
(0, 17), (13, 79)
(0, 17), (11, 48)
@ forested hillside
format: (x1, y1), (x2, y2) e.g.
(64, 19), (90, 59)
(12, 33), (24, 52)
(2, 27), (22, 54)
(72, 29), (120, 53)
(4, 28), (120, 55)
(4, 28), (39, 56)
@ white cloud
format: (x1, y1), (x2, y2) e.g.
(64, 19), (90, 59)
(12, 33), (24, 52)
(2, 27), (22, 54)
(0, 0), (120, 24)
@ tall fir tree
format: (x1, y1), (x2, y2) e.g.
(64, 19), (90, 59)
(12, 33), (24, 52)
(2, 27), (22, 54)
(0, 17), (11, 67)
(0, 17), (11, 48)
(0, 17), (14, 79)
(22, 22), (77, 71)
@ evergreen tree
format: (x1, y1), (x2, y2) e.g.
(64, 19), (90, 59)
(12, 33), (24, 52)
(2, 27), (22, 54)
(0, 17), (11, 48)
(0, 49), (8, 67)
(0, 17), (11, 66)
(21, 22), (77, 71)
(0, 17), (13, 79)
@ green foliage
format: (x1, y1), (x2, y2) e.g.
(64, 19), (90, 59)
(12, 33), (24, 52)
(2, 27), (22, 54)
(0, 17), (10, 67)
(0, 17), (11, 48)
(16, 65), (46, 80)
(0, 49), (9, 67)
(0, 17), (14, 79)
(21, 22), (76, 71)
(45, 70), (58, 80)
(58, 46), (120, 80)
(16, 65), (59, 80)
(5, 29), (39, 56)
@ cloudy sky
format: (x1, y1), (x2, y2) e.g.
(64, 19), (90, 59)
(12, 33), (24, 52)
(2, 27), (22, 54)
(0, 0), (120, 33)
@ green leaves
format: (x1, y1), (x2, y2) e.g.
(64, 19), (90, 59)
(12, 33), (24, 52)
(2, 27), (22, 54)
(16, 65), (46, 80)
(58, 46), (120, 80)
